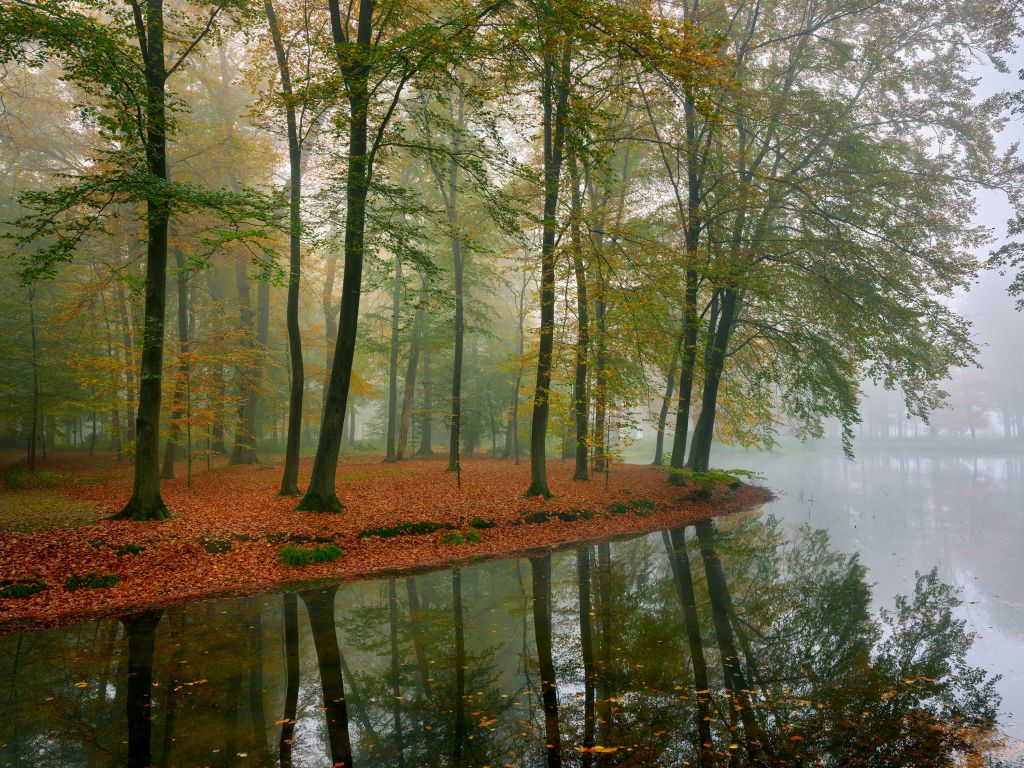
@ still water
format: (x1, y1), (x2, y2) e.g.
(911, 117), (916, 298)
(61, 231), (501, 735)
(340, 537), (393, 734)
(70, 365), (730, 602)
(0, 451), (1021, 767)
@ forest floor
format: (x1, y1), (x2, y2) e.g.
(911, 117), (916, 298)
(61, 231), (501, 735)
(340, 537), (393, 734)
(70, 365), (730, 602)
(0, 450), (770, 633)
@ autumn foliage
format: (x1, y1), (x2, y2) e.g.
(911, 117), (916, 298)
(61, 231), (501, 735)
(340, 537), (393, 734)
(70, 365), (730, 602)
(0, 452), (768, 633)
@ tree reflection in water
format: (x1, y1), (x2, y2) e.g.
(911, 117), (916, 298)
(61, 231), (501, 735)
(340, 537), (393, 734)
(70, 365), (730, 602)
(0, 511), (1010, 767)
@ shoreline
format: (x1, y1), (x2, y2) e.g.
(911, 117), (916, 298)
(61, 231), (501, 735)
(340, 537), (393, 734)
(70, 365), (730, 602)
(0, 454), (771, 635)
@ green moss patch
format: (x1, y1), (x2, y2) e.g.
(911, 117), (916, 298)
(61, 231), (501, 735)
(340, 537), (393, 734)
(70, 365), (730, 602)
(358, 520), (454, 539)
(470, 516), (496, 529)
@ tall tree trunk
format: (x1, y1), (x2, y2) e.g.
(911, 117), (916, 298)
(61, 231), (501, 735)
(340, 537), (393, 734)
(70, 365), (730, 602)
(297, 0), (373, 512)
(669, 276), (699, 484)
(115, 0), (171, 520)
(27, 287), (39, 471)
(116, 274), (137, 453)
(663, 528), (713, 767)
(397, 270), (427, 459)
(527, 44), (571, 498)
(531, 555), (562, 766)
(569, 150), (589, 480)
(447, 87), (466, 475)
(266, 0), (305, 496)
(386, 252), (403, 462)
(592, 278), (607, 474)
(161, 247), (189, 479)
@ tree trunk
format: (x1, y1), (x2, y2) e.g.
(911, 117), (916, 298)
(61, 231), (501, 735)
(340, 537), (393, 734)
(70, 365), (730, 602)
(116, 275), (137, 454)
(397, 270), (427, 459)
(386, 252), (403, 462)
(527, 44), (571, 498)
(568, 150), (589, 480)
(686, 289), (738, 472)
(669, 275), (699, 484)
(231, 257), (261, 465)
(652, 346), (678, 466)
(447, 87), (466, 475)
(115, 0), (171, 520)
(416, 342), (435, 456)
(161, 247), (189, 480)
(266, 0), (305, 496)
(297, 0), (373, 512)
(27, 287), (39, 471)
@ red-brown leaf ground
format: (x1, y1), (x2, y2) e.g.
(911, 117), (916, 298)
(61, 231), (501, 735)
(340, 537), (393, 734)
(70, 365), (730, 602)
(0, 451), (770, 634)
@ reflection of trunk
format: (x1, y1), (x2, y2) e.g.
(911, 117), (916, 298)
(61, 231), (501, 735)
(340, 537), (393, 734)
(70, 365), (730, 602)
(453, 568), (467, 767)
(416, 343), (434, 455)
(300, 587), (353, 766)
(161, 247), (189, 479)
(663, 529), (713, 766)
(121, 610), (163, 768)
(386, 254), (403, 462)
(653, 347), (678, 467)
(280, 593), (300, 768)
(389, 579), (407, 767)
(161, 606), (185, 768)
(248, 610), (269, 760)
(406, 576), (432, 698)
(686, 290), (738, 471)
(531, 556), (562, 767)
(576, 548), (596, 764)
(695, 520), (769, 763)
(568, 151), (589, 481)
(398, 271), (427, 459)
(595, 543), (613, 748)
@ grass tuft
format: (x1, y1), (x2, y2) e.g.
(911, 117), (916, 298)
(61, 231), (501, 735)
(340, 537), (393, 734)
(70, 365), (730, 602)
(66, 572), (119, 591)
(278, 543), (342, 567)
(470, 516), (496, 529)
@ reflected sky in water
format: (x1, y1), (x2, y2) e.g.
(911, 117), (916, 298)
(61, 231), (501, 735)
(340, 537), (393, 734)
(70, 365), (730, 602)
(0, 450), (1020, 766)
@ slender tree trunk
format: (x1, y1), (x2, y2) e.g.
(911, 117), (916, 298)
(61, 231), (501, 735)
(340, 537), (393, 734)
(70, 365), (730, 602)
(386, 253), (403, 462)
(592, 281), (607, 474)
(161, 247), (189, 479)
(569, 151), (589, 480)
(397, 271), (427, 459)
(416, 342), (435, 456)
(531, 555), (562, 766)
(27, 287), (39, 471)
(297, 0), (373, 512)
(447, 87), (466, 475)
(115, 0), (171, 520)
(669, 276), (699, 484)
(266, 0), (305, 496)
(652, 346), (678, 466)
(527, 44), (571, 498)
(116, 276), (137, 453)
(231, 257), (260, 464)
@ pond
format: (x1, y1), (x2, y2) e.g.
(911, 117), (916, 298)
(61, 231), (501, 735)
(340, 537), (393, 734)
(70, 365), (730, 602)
(0, 450), (1021, 767)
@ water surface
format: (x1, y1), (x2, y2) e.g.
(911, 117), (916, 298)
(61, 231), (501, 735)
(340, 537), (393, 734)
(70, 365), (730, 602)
(0, 450), (1020, 766)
